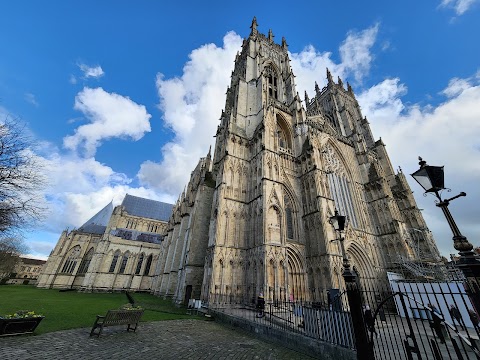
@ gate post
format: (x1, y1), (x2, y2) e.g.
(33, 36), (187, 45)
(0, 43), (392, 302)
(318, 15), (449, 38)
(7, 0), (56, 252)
(344, 268), (374, 360)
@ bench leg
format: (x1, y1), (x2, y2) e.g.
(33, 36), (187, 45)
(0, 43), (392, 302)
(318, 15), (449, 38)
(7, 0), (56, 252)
(90, 324), (104, 337)
(90, 324), (101, 337)
(127, 323), (138, 332)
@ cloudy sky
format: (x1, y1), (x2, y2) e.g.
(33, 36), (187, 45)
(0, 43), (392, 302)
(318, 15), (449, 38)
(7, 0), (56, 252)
(0, 1), (479, 259)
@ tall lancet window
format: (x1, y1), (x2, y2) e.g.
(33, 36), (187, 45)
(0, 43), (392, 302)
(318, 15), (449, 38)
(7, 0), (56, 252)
(284, 194), (294, 240)
(77, 247), (94, 274)
(265, 66), (278, 99)
(109, 251), (120, 273)
(276, 115), (291, 150)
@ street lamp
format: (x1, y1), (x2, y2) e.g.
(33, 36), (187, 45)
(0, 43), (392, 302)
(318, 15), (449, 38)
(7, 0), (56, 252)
(329, 209), (374, 358)
(329, 210), (355, 282)
(411, 156), (480, 314)
(410, 157), (474, 257)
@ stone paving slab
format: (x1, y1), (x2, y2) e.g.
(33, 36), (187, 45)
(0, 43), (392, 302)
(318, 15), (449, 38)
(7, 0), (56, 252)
(0, 319), (316, 359)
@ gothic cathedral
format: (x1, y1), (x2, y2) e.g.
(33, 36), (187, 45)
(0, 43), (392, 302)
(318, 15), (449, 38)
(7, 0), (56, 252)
(153, 18), (441, 305)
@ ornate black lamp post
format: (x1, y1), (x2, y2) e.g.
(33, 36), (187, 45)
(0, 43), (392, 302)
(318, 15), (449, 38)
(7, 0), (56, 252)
(330, 210), (355, 282)
(411, 157), (480, 315)
(330, 210), (373, 359)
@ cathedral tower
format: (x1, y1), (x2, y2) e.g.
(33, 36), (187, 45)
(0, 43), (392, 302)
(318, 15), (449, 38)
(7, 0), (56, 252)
(156, 18), (441, 305)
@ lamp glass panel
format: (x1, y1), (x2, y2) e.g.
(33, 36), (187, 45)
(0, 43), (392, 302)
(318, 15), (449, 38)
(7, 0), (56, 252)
(426, 166), (445, 190)
(411, 167), (433, 192)
(330, 216), (339, 231)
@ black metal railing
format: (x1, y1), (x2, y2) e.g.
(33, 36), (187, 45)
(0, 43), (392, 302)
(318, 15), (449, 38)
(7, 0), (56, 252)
(206, 291), (356, 350)
(359, 275), (480, 360)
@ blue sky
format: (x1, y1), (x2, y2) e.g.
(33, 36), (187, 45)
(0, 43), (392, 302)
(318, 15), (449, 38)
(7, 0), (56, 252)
(0, 1), (479, 259)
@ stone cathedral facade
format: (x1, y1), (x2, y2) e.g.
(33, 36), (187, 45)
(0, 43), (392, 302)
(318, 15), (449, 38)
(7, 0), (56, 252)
(152, 18), (441, 305)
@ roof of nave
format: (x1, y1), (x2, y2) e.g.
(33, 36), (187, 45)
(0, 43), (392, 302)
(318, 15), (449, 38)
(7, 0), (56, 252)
(76, 194), (174, 235)
(78, 201), (113, 234)
(121, 194), (173, 222)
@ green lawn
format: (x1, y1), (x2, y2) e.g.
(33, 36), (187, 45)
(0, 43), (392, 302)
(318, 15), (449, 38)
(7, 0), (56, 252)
(0, 285), (195, 334)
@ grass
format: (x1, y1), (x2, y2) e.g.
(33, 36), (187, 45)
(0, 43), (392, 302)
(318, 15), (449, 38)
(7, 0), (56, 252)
(0, 285), (196, 334)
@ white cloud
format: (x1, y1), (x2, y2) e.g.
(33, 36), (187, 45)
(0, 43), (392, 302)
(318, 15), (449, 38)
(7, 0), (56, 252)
(138, 31), (243, 195)
(440, 0), (478, 15)
(290, 46), (341, 95)
(64, 87), (152, 156)
(338, 24), (379, 84)
(78, 63), (104, 79)
(290, 24), (379, 96)
(441, 77), (472, 97)
(25, 93), (39, 107)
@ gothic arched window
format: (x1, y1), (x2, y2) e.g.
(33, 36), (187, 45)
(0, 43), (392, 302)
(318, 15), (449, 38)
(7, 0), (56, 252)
(327, 173), (358, 228)
(61, 245), (81, 274)
(144, 254), (153, 276)
(135, 254), (144, 275)
(265, 66), (278, 99)
(109, 251), (120, 273)
(284, 195), (294, 240)
(77, 247), (94, 274)
(276, 115), (292, 150)
(119, 252), (129, 274)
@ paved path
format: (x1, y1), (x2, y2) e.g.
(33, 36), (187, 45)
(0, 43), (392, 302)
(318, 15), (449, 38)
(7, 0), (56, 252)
(0, 319), (316, 360)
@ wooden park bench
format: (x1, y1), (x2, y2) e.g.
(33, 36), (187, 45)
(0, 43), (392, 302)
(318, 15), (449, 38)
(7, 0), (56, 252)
(90, 309), (144, 337)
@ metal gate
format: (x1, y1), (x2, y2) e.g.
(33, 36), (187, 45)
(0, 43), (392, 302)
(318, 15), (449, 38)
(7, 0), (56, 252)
(368, 290), (480, 359)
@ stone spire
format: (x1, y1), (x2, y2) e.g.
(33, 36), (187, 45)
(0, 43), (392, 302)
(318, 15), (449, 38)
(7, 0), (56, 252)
(315, 81), (320, 96)
(268, 29), (274, 42)
(327, 68), (333, 84)
(282, 36), (288, 50)
(304, 91), (309, 105)
(250, 16), (258, 35)
(337, 76), (343, 88)
(347, 82), (354, 94)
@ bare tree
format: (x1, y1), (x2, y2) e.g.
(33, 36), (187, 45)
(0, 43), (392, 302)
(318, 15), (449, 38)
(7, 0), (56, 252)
(0, 237), (28, 282)
(0, 117), (46, 237)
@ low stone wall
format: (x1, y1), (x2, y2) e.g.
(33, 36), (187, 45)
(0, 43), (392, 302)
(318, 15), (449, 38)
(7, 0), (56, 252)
(210, 309), (356, 360)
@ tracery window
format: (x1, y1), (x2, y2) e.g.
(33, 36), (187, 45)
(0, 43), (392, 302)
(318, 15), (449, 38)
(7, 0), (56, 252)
(77, 247), (94, 274)
(109, 251), (121, 273)
(61, 246), (81, 274)
(327, 173), (358, 228)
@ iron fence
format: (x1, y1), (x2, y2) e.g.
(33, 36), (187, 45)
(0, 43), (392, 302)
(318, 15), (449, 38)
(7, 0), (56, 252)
(359, 275), (480, 360)
(206, 291), (356, 350)
(198, 272), (480, 360)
